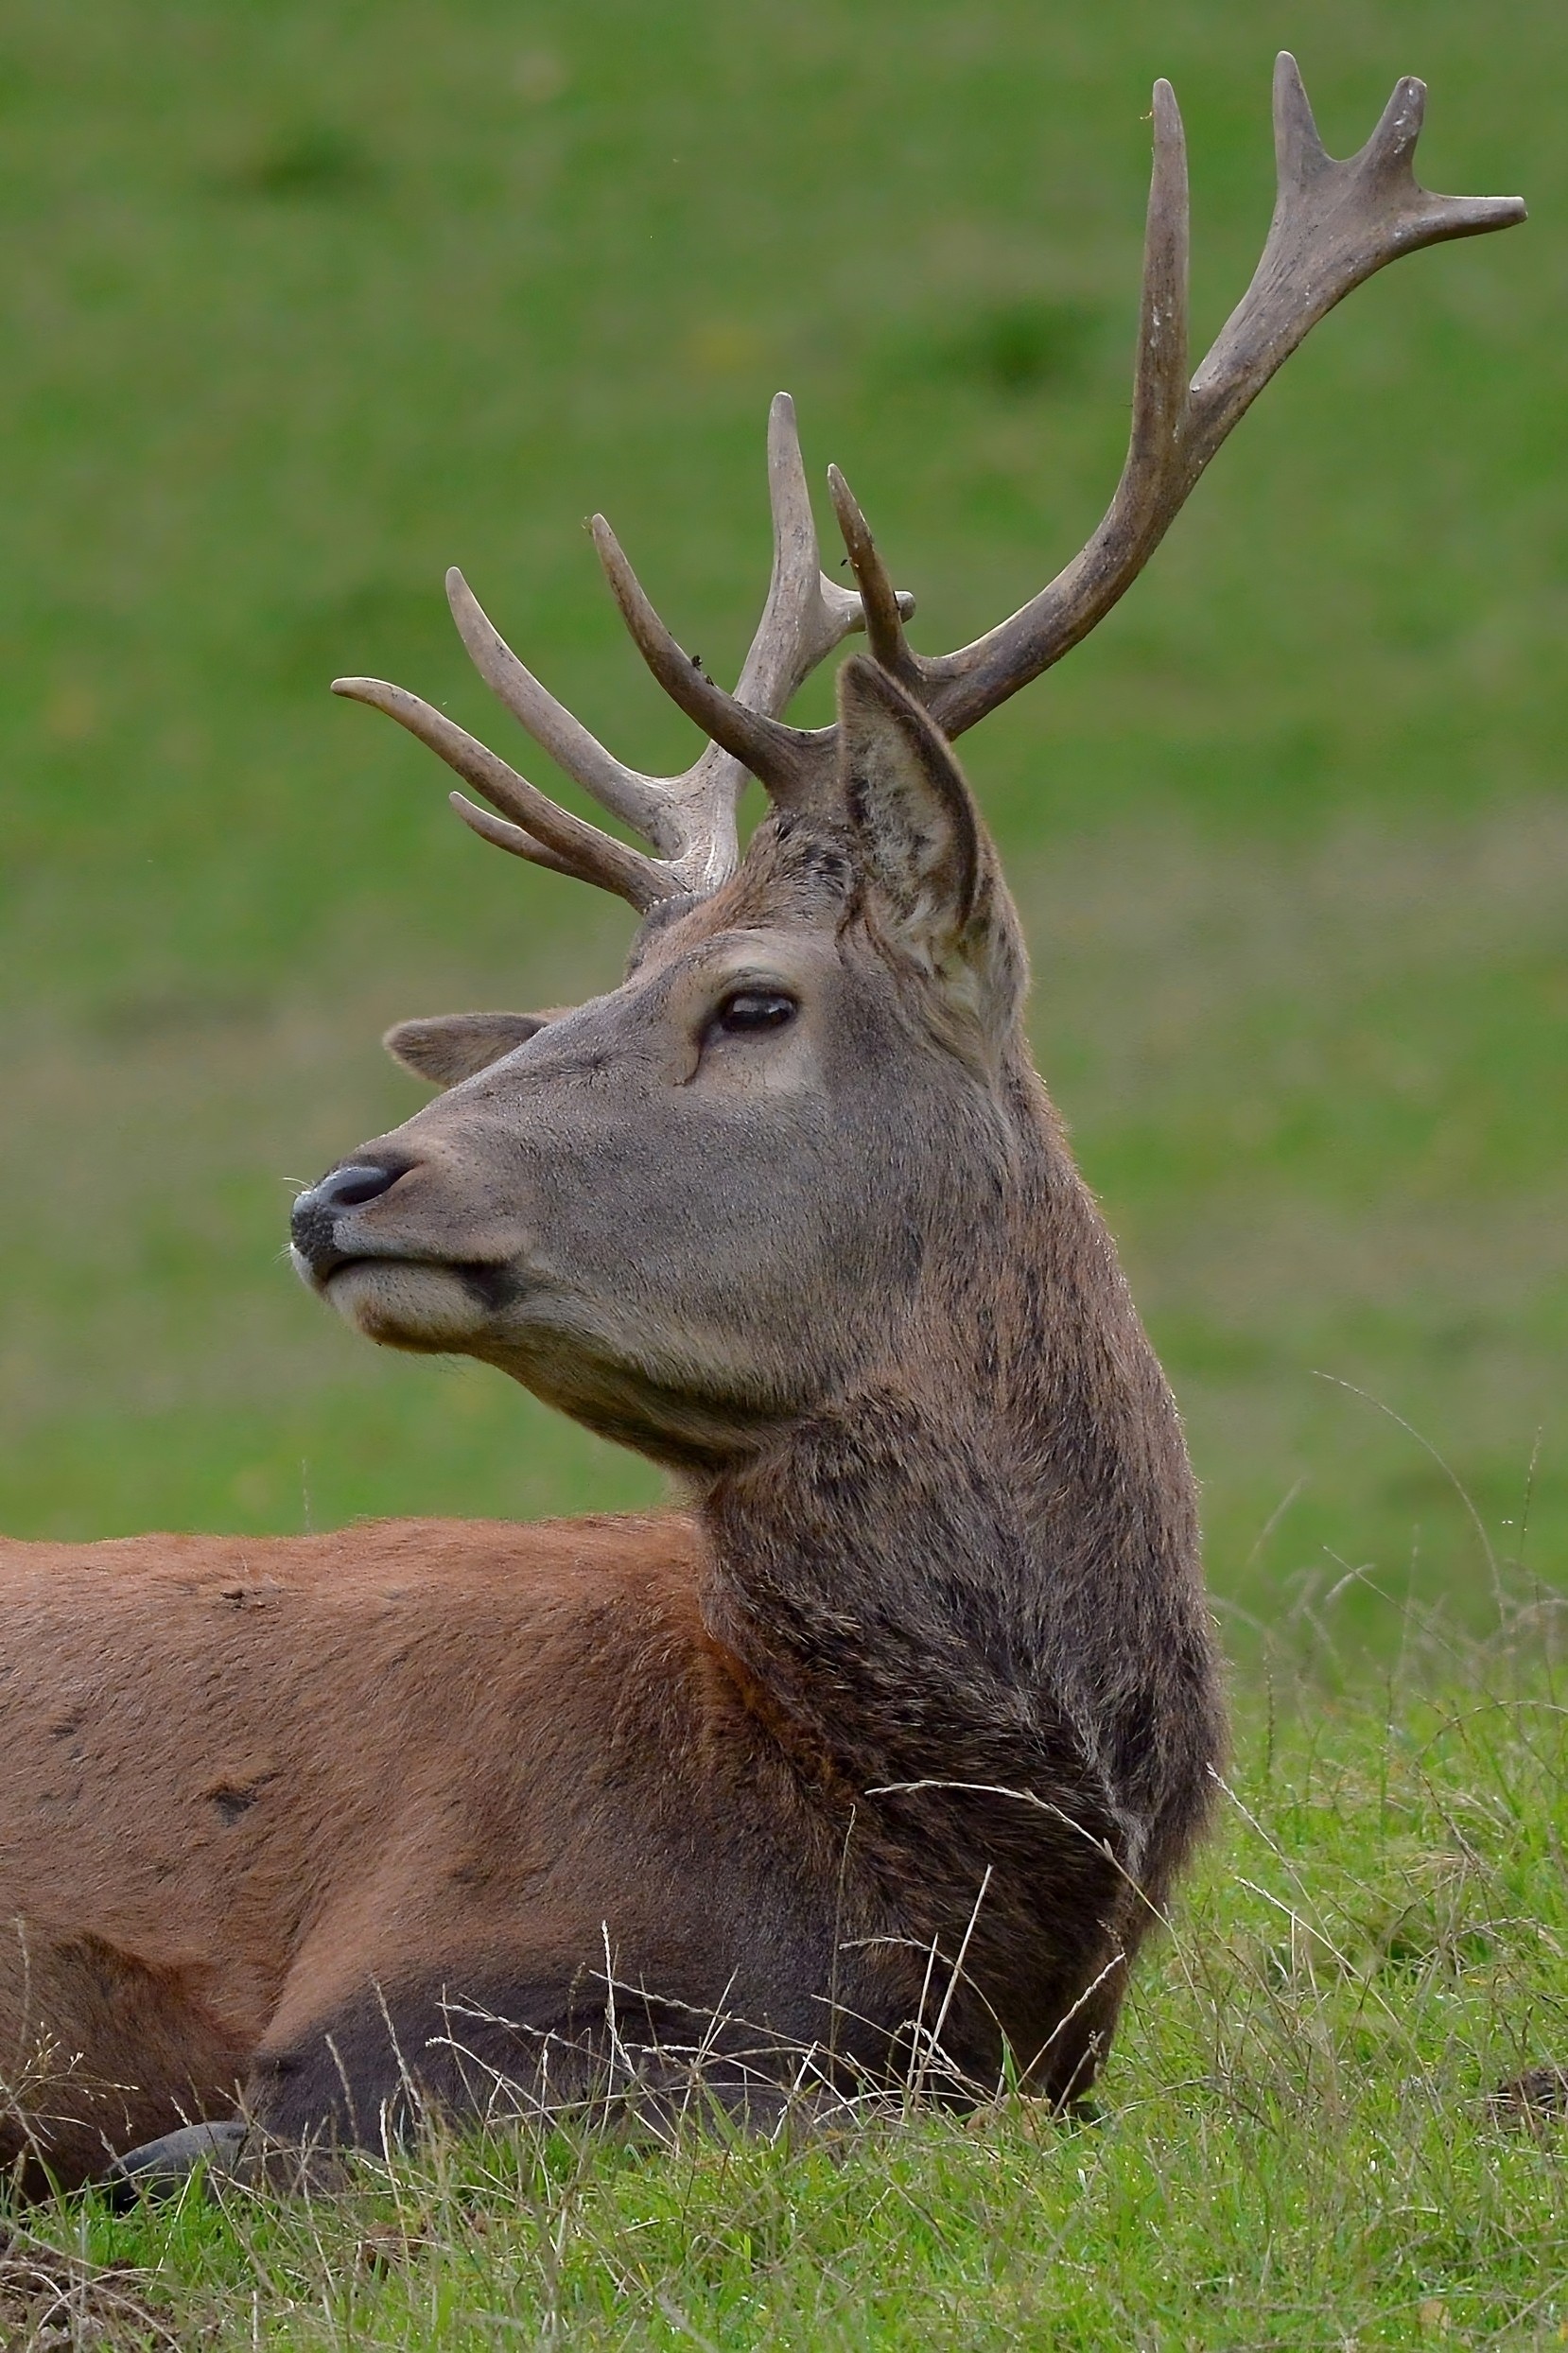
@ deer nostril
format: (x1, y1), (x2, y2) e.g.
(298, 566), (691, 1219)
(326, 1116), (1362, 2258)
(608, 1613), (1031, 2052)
(290, 1157), (415, 1281)
(314, 1161), (406, 1211)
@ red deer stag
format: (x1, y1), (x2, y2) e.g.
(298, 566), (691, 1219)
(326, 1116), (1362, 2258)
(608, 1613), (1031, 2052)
(0, 60), (1523, 2194)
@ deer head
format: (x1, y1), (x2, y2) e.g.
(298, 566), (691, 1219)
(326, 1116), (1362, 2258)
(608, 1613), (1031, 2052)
(290, 58), (1523, 1470)
(294, 650), (1029, 1465)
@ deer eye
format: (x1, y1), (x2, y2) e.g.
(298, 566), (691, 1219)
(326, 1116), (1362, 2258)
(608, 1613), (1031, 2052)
(712, 989), (798, 1037)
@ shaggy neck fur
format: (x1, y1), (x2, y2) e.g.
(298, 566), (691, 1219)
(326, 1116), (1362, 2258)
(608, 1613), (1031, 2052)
(695, 1060), (1223, 2088)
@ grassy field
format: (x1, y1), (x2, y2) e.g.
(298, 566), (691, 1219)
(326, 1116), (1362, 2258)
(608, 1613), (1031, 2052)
(1, 0), (1565, 2339)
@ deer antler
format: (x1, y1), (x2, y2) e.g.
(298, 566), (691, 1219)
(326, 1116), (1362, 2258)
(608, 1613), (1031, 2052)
(594, 53), (1524, 800)
(338, 58), (1523, 885)
(332, 392), (912, 910)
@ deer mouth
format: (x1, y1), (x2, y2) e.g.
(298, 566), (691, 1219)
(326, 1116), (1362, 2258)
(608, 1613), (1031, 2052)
(301, 1253), (525, 1348)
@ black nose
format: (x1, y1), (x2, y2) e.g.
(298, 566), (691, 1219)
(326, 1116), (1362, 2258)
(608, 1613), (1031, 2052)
(310, 1162), (405, 1212)
(291, 1158), (409, 1279)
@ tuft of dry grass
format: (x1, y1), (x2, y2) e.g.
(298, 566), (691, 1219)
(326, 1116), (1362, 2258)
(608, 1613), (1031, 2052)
(0, 2224), (183, 2352)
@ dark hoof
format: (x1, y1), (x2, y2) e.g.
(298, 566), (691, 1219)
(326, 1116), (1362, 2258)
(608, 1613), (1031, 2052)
(102, 2119), (251, 2205)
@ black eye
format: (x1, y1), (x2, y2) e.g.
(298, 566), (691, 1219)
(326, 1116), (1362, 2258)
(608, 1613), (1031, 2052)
(713, 989), (798, 1036)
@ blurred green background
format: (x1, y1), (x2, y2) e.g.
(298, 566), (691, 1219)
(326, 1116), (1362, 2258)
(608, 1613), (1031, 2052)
(0, 0), (1561, 1666)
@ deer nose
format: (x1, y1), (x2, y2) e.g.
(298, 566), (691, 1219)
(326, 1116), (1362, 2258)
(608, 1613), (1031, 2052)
(290, 1157), (412, 1280)
(309, 1162), (405, 1212)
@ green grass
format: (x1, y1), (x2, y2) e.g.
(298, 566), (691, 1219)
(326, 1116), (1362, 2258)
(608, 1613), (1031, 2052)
(1, 0), (1566, 2338)
(10, 1620), (1566, 2348)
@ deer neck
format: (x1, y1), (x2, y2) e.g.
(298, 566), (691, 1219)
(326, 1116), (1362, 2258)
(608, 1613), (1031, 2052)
(697, 1080), (1210, 1843)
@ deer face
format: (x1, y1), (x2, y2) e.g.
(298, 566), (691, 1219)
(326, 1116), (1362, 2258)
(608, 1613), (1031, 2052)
(291, 663), (1027, 1468)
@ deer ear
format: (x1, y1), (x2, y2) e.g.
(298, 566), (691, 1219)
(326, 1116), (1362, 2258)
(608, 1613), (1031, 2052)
(836, 655), (1022, 1038)
(383, 1010), (562, 1088)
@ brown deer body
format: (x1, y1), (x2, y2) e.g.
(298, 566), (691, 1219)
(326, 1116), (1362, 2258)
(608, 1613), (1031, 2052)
(0, 61), (1522, 2192)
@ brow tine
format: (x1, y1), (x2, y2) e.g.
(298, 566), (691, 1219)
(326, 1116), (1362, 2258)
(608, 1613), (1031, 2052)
(330, 676), (673, 910)
(445, 793), (584, 880)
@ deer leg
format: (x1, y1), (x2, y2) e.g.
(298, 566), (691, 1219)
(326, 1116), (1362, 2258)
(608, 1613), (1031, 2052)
(0, 1927), (252, 2197)
(240, 1966), (608, 2150)
(233, 1899), (896, 2156)
(1028, 1948), (1131, 2112)
(101, 2118), (251, 2204)
(241, 1968), (822, 2152)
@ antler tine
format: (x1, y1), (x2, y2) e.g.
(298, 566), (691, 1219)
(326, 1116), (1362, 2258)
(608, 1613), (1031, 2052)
(588, 388), (918, 814)
(827, 466), (923, 690)
(740, 392), (861, 703)
(807, 80), (1186, 734)
(653, 390), (914, 874)
(337, 392), (913, 905)
(444, 569), (688, 860)
(754, 389), (825, 687)
(900, 54), (1523, 741)
(903, 74), (1194, 735)
(1190, 54), (1527, 449)
(638, 391), (923, 874)
(330, 675), (674, 912)
(589, 512), (827, 809)
(445, 793), (585, 880)
(1126, 77), (1191, 475)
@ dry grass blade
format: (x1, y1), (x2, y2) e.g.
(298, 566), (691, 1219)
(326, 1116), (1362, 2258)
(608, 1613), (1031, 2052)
(1485, 2063), (1568, 2128)
(0, 2225), (185, 2351)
